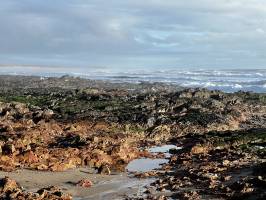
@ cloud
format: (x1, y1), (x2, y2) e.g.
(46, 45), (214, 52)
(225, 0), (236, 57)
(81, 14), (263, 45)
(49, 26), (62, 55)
(0, 0), (266, 69)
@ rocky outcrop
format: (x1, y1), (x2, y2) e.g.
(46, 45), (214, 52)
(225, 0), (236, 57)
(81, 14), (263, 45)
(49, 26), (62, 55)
(0, 76), (265, 199)
(0, 177), (72, 200)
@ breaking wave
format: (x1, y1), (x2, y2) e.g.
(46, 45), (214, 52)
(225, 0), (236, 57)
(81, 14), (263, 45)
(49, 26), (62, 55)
(0, 67), (266, 93)
(72, 69), (266, 93)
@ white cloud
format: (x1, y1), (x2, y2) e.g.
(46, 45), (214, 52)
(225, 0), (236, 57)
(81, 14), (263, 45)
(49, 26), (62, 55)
(256, 28), (265, 34)
(0, 0), (266, 69)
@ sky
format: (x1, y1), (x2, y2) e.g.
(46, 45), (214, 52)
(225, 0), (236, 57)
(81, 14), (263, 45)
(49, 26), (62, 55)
(0, 0), (266, 71)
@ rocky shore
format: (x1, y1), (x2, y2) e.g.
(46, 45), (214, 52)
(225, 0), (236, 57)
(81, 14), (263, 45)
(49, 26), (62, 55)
(0, 75), (265, 199)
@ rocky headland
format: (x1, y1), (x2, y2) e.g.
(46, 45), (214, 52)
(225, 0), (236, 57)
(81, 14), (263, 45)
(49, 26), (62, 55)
(0, 75), (265, 199)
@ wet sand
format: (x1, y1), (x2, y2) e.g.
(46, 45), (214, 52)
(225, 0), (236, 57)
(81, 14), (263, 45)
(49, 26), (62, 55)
(0, 145), (177, 199)
(0, 168), (154, 200)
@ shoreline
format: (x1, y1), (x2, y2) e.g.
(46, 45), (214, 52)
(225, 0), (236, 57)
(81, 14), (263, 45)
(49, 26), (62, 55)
(0, 75), (265, 199)
(0, 168), (154, 200)
(0, 70), (265, 93)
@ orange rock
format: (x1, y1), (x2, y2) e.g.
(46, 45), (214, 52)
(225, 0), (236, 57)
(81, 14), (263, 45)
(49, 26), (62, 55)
(35, 164), (49, 171)
(222, 160), (230, 166)
(0, 177), (19, 193)
(76, 179), (93, 188)
(191, 145), (210, 155)
(0, 155), (11, 162)
(91, 150), (112, 167)
(50, 163), (76, 172)
(67, 157), (82, 166)
(23, 151), (39, 164)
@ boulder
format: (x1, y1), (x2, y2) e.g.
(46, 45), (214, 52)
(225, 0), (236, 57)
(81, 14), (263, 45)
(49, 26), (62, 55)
(76, 179), (93, 188)
(191, 145), (210, 155)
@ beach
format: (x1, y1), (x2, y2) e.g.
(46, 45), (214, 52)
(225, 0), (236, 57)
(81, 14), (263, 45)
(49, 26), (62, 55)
(0, 75), (265, 199)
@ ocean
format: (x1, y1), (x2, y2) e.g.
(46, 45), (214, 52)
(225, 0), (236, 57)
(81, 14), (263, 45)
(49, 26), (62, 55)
(1, 68), (266, 93)
(69, 69), (266, 93)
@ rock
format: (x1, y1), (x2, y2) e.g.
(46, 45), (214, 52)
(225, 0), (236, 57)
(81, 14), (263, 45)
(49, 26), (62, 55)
(90, 150), (112, 167)
(50, 162), (76, 172)
(37, 186), (72, 199)
(2, 144), (16, 155)
(147, 117), (156, 128)
(194, 89), (211, 99)
(93, 136), (99, 143)
(82, 88), (100, 95)
(0, 77), (265, 199)
(37, 188), (48, 198)
(222, 176), (232, 181)
(191, 145), (210, 155)
(158, 195), (166, 200)
(42, 109), (54, 119)
(0, 177), (19, 193)
(22, 151), (39, 164)
(204, 173), (218, 180)
(241, 183), (254, 193)
(98, 165), (111, 175)
(179, 90), (193, 98)
(177, 191), (201, 200)
(149, 125), (171, 141)
(13, 102), (29, 115)
(65, 125), (77, 132)
(76, 179), (93, 188)
(57, 133), (86, 148)
(0, 145), (3, 155)
(36, 164), (49, 171)
(222, 160), (230, 166)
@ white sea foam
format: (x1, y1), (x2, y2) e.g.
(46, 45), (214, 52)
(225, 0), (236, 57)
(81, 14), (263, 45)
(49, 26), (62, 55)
(0, 68), (266, 93)
(204, 82), (217, 87)
(233, 84), (243, 89)
(256, 73), (264, 76)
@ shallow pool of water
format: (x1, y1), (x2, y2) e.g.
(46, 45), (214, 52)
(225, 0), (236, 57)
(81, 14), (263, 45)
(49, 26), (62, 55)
(148, 145), (181, 153)
(149, 145), (182, 157)
(126, 158), (168, 172)
(126, 144), (181, 173)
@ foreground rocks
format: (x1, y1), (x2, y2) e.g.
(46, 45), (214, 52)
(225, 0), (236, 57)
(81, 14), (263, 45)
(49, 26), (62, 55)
(0, 177), (72, 199)
(140, 129), (266, 200)
(0, 75), (265, 199)
(0, 112), (141, 172)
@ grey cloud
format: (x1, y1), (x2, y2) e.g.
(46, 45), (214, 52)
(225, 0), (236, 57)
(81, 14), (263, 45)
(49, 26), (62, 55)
(0, 0), (266, 69)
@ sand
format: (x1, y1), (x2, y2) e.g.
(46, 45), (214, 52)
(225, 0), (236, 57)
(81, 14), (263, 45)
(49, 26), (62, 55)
(0, 168), (154, 200)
